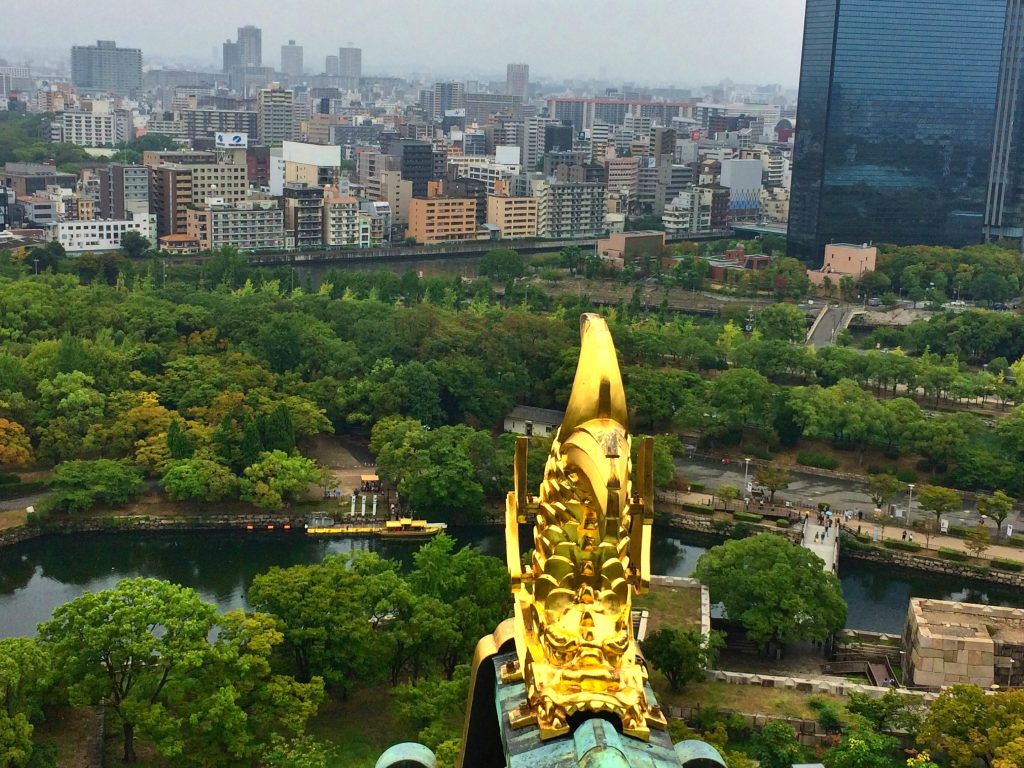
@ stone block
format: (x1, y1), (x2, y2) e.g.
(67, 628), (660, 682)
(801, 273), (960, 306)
(946, 663), (968, 676)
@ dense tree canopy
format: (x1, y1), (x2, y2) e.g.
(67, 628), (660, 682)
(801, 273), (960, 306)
(694, 534), (847, 650)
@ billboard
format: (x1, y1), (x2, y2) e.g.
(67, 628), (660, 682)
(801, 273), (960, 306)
(215, 132), (248, 148)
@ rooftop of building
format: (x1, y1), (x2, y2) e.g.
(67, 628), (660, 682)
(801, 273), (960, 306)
(909, 598), (1024, 644)
(505, 405), (565, 425)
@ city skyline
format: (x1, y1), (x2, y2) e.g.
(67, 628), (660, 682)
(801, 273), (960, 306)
(1, 0), (807, 85)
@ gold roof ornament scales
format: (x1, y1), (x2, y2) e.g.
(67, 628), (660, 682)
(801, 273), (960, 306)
(503, 313), (664, 740)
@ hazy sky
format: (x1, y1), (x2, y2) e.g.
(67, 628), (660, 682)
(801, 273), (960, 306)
(3, 0), (807, 86)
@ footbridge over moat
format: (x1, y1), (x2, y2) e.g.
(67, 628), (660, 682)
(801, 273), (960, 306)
(801, 518), (840, 574)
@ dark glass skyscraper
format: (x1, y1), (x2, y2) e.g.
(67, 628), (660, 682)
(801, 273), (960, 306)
(789, 0), (1024, 263)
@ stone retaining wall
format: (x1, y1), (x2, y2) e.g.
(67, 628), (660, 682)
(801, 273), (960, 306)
(0, 513), (300, 550)
(841, 540), (1024, 588)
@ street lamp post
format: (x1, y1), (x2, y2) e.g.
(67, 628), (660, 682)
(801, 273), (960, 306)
(907, 483), (916, 524)
(33, 258), (39, 275)
(743, 458), (752, 495)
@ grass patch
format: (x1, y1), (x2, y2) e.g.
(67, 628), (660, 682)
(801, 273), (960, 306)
(634, 583), (703, 634)
(653, 678), (847, 721)
(309, 687), (417, 768)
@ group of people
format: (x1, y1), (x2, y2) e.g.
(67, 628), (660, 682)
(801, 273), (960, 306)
(901, 529), (915, 543)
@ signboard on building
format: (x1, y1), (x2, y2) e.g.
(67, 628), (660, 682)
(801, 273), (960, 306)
(215, 132), (248, 148)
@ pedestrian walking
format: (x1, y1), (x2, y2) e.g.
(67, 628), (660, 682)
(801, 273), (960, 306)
(902, 530), (907, 541)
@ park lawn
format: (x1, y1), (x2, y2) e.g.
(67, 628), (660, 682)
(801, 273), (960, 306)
(634, 583), (702, 634)
(654, 677), (848, 722)
(32, 706), (95, 768)
(309, 686), (418, 768)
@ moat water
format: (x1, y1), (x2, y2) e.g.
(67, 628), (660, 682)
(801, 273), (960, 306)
(1, 526), (1022, 638)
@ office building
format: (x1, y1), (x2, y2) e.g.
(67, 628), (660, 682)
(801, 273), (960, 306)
(281, 40), (303, 77)
(604, 155), (640, 198)
(544, 122), (574, 153)
(325, 55), (340, 77)
(388, 139), (435, 197)
(222, 40), (240, 73)
(523, 117), (559, 171)
(70, 40), (142, 97)
(0, 186), (9, 232)
(187, 199), (284, 251)
(2, 163), (77, 197)
(407, 195), (478, 244)
(720, 158), (763, 222)
(237, 26), (262, 67)
(283, 183), (324, 249)
(338, 47), (362, 89)
(257, 83), (294, 146)
(506, 63), (529, 103)
(465, 92), (519, 123)
(99, 164), (150, 220)
(789, 0), (1024, 261)
(547, 97), (692, 132)
(46, 214), (154, 253)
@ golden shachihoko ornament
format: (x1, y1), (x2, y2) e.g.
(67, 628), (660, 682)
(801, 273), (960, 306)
(503, 313), (664, 740)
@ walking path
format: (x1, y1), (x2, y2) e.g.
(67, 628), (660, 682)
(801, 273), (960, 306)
(801, 518), (839, 574)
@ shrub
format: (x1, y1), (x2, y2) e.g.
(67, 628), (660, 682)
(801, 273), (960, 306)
(689, 482), (706, 492)
(866, 464), (883, 475)
(681, 503), (715, 515)
(710, 519), (732, 533)
(747, 446), (773, 460)
(729, 521), (754, 539)
(947, 525), (972, 540)
(968, 565), (991, 577)
(797, 452), (840, 470)
(895, 468), (918, 483)
(991, 558), (1024, 572)
(0, 472), (20, 485)
(775, 519), (791, 528)
(938, 547), (968, 562)
(883, 539), (922, 552)
(733, 511), (763, 522)
(808, 698), (843, 733)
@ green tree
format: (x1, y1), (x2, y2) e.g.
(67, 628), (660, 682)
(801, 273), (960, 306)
(160, 458), (238, 502)
(0, 638), (51, 768)
(239, 450), (318, 510)
(753, 464), (790, 503)
(49, 459), (144, 513)
(915, 484), (962, 529)
(823, 730), (901, 768)
(918, 685), (1024, 768)
(479, 249), (525, 282)
(977, 490), (1015, 537)
(118, 231), (151, 260)
(846, 688), (924, 734)
(965, 524), (991, 560)
(406, 535), (511, 678)
(757, 303), (807, 342)
(751, 721), (804, 768)
(693, 534), (847, 651)
(640, 628), (723, 692)
(866, 474), (904, 510)
(249, 553), (413, 696)
(39, 578), (220, 763)
(165, 417), (194, 460)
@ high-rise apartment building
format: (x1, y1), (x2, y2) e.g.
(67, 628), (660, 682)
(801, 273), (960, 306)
(789, 0), (1024, 261)
(99, 164), (150, 220)
(388, 139), (435, 198)
(325, 55), (340, 77)
(432, 81), (465, 121)
(222, 40), (240, 73)
(281, 40), (303, 77)
(237, 26), (262, 67)
(506, 63), (529, 103)
(338, 47), (362, 89)
(70, 40), (142, 97)
(257, 83), (295, 147)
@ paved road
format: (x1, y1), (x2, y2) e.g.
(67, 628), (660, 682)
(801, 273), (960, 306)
(807, 304), (848, 348)
(801, 518), (839, 573)
(676, 456), (1021, 533)
(0, 492), (46, 512)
